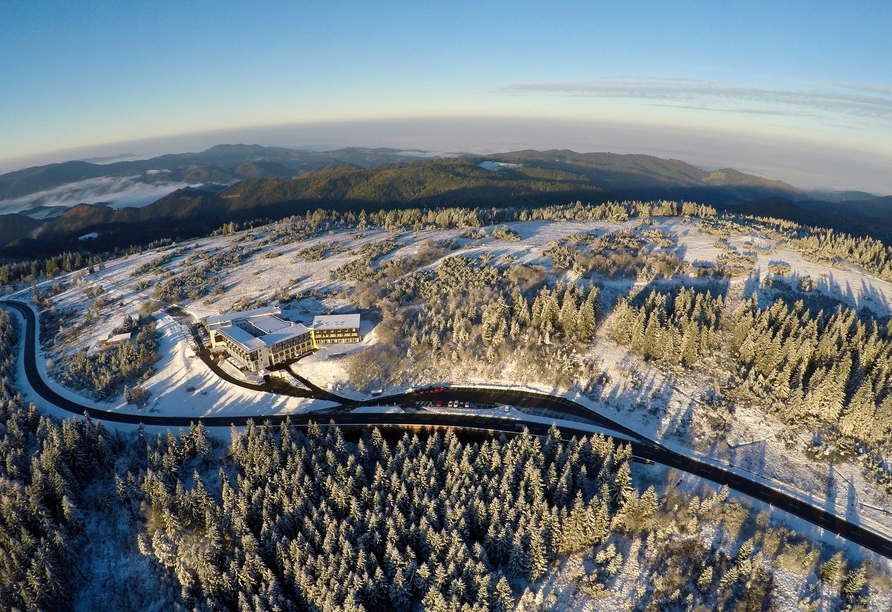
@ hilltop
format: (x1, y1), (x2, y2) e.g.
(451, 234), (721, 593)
(13, 201), (892, 609)
(0, 148), (814, 259)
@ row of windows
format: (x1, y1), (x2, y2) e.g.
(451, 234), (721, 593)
(218, 336), (257, 360)
(273, 334), (311, 350)
(315, 332), (360, 341)
(227, 351), (259, 371)
(215, 328), (364, 371)
(273, 340), (313, 363)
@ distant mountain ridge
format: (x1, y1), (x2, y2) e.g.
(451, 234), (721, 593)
(488, 149), (801, 202)
(796, 195), (892, 221)
(1, 145), (809, 206)
(0, 145), (423, 203)
(0, 146), (886, 259)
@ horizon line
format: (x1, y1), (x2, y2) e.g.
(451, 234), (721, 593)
(2, 116), (891, 194)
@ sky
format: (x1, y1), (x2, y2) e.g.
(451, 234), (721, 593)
(1, 1), (891, 192)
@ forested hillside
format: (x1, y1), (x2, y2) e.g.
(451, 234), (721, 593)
(0, 307), (886, 609)
(0, 148), (809, 260)
(0, 145), (420, 202)
(0, 309), (121, 609)
(6, 195), (892, 608)
(125, 421), (880, 611)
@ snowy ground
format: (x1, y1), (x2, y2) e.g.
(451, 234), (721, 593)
(9, 214), (892, 553)
(7, 302), (336, 424)
(289, 319), (379, 400)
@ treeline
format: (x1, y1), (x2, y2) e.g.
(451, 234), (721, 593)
(0, 309), (119, 610)
(794, 228), (892, 283)
(729, 298), (892, 455)
(0, 238), (181, 288)
(362, 200), (714, 232)
(56, 313), (160, 400)
(521, 200), (715, 223)
(738, 214), (892, 284)
(613, 285), (724, 367)
(1, 198), (715, 290)
(610, 276), (892, 490)
(0, 251), (103, 285)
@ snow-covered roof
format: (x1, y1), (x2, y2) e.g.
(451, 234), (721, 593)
(312, 314), (361, 330)
(99, 332), (132, 348)
(216, 325), (266, 351)
(247, 315), (291, 335)
(206, 306), (279, 326)
(262, 323), (311, 346)
(216, 320), (310, 351)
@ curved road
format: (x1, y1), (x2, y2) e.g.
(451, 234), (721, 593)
(4, 299), (892, 559)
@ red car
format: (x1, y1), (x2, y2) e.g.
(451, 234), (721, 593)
(416, 385), (447, 395)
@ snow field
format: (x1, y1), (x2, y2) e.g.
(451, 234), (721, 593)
(9, 214), (892, 547)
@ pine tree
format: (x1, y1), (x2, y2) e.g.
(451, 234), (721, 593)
(819, 551), (845, 586)
(558, 289), (578, 338)
(697, 566), (714, 591)
(493, 575), (514, 612)
(839, 380), (875, 438)
(841, 564), (868, 605)
(508, 528), (527, 578)
(527, 525), (547, 582)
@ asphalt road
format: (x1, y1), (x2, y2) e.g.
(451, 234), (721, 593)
(3, 298), (892, 559)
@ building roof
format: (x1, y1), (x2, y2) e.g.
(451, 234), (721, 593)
(210, 308), (357, 355)
(312, 313), (361, 331)
(206, 306), (280, 326)
(216, 320), (310, 352)
(215, 325), (266, 351)
(247, 315), (291, 335)
(262, 323), (311, 346)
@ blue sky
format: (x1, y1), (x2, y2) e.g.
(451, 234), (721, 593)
(2, 1), (891, 191)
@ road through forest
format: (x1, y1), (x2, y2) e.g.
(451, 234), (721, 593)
(3, 299), (891, 559)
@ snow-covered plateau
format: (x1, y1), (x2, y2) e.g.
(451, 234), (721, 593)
(8, 210), (892, 607)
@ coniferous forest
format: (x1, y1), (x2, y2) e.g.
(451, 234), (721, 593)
(6, 200), (892, 609)
(0, 290), (884, 612)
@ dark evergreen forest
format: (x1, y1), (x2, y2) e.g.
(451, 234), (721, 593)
(4, 200), (892, 609)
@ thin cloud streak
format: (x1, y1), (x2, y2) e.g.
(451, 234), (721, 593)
(823, 81), (892, 96)
(496, 77), (892, 123)
(648, 103), (819, 118)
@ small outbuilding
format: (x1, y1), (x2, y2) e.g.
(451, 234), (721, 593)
(98, 332), (132, 350)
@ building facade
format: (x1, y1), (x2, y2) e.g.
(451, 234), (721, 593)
(204, 307), (363, 372)
(205, 307), (313, 373)
(311, 314), (362, 347)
